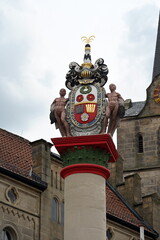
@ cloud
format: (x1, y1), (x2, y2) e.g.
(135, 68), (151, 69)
(0, 1), (57, 137)
(0, 0), (159, 142)
(116, 4), (159, 101)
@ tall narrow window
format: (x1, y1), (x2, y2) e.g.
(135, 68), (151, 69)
(138, 133), (143, 153)
(61, 201), (64, 224)
(60, 176), (62, 191)
(55, 172), (58, 189)
(52, 198), (59, 222)
(51, 170), (53, 187)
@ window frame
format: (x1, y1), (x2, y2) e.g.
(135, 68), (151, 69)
(137, 133), (143, 153)
(61, 201), (64, 225)
(1, 227), (17, 240)
(52, 197), (59, 223)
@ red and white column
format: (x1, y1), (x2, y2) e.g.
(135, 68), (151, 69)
(61, 164), (110, 240)
(52, 134), (118, 240)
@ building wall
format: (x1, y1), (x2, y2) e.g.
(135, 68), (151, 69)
(106, 220), (153, 240)
(123, 168), (160, 196)
(117, 76), (160, 172)
(116, 76), (160, 238)
(50, 158), (64, 240)
(117, 75), (160, 197)
(0, 174), (40, 240)
(117, 116), (160, 171)
(32, 140), (64, 240)
(153, 193), (160, 238)
(0, 138), (156, 240)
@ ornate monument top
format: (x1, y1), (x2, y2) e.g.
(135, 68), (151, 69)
(50, 37), (125, 137)
(65, 36), (108, 89)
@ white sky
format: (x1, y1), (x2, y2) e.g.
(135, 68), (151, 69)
(0, 0), (159, 148)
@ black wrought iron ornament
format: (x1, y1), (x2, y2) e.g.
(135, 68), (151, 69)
(65, 57), (109, 89)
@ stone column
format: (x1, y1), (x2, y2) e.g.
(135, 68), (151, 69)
(52, 134), (118, 240)
(61, 164), (110, 240)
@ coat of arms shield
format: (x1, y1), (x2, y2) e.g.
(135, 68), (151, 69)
(66, 83), (106, 136)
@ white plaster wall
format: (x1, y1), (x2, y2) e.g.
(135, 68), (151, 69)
(64, 172), (106, 240)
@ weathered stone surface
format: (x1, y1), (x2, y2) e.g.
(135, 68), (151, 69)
(116, 75), (160, 238)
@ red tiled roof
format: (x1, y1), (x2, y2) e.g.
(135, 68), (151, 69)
(106, 184), (141, 225)
(106, 183), (157, 237)
(0, 128), (32, 177)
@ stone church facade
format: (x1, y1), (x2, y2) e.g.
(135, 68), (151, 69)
(116, 15), (160, 238)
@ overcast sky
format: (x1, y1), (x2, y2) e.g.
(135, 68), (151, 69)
(0, 0), (159, 147)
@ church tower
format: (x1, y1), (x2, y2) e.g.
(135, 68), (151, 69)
(117, 13), (160, 197)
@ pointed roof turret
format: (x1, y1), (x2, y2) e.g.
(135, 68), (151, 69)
(152, 13), (160, 80)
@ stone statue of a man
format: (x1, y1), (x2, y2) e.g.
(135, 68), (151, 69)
(102, 84), (125, 136)
(50, 88), (70, 137)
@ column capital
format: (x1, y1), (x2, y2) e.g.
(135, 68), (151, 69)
(60, 163), (110, 179)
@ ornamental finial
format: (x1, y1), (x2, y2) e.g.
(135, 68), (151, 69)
(81, 35), (95, 44)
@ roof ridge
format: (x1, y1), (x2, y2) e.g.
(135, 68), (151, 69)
(0, 128), (30, 143)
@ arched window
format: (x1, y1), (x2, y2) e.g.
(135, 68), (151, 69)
(52, 198), (59, 223)
(2, 227), (16, 240)
(138, 133), (143, 153)
(61, 201), (64, 224)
